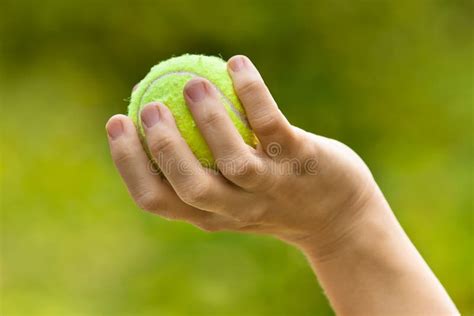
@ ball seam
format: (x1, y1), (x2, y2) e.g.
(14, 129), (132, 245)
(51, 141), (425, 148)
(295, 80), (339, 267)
(137, 70), (250, 128)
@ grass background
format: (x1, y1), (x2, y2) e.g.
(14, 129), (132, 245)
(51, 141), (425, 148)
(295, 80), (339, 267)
(1, 0), (473, 314)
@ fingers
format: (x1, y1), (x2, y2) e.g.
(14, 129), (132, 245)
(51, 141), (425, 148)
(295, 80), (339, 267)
(140, 102), (254, 216)
(106, 115), (191, 217)
(106, 114), (243, 231)
(227, 55), (296, 153)
(184, 78), (248, 159)
(183, 78), (267, 189)
(106, 114), (165, 205)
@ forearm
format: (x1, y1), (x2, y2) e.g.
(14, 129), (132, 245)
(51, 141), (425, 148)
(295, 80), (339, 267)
(109, 54), (458, 315)
(296, 190), (458, 315)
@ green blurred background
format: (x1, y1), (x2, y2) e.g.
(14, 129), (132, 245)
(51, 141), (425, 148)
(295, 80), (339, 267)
(1, 0), (473, 315)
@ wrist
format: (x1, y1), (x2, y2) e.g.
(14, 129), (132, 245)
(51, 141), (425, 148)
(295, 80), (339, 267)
(292, 189), (460, 315)
(288, 187), (393, 262)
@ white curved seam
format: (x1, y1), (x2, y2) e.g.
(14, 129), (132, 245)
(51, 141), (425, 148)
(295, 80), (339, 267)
(138, 71), (250, 128)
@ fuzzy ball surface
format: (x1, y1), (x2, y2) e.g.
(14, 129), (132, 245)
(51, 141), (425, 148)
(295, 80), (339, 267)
(128, 54), (257, 168)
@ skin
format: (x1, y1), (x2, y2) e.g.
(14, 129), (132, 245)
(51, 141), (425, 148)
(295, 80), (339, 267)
(106, 55), (459, 315)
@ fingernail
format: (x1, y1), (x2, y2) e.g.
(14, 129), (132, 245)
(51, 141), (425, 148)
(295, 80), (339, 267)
(141, 104), (160, 128)
(229, 56), (246, 72)
(185, 80), (207, 102)
(107, 118), (124, 140)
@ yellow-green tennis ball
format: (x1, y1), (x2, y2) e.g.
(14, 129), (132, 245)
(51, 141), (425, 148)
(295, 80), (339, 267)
(128, 54), (257, 168)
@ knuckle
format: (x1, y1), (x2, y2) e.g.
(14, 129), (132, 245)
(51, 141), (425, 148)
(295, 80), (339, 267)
(301, 140), (319, 161)
(218, 153), (249, 175)
(180, 181), (211, 206)
(134, 191), (162, 211)
(297, 131), (323, 161)
(220, 155), (258, 182)
(233, 158), (257, 180)
(201, 111), (225, 129)
(114, 149), (135, 166)
(149, 135), (175, 155)
(238, 78), (264, 99)
(253, 112), (282, 137)
(234, 163), (270, 191)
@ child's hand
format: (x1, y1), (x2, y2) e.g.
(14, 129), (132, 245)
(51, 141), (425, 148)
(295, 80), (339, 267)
(106, 55), (458, 315)
(106, 55), (376, 257)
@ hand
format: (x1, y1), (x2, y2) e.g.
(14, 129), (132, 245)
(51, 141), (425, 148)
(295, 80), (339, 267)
(106, 55), (458, 315)
(106, 55), (377, 257)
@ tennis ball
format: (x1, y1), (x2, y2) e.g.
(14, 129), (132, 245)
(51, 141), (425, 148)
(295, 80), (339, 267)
(128, 54), (257, 168)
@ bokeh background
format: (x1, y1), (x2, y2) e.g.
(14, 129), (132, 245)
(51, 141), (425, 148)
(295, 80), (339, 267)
(1, 0), (473, 315)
